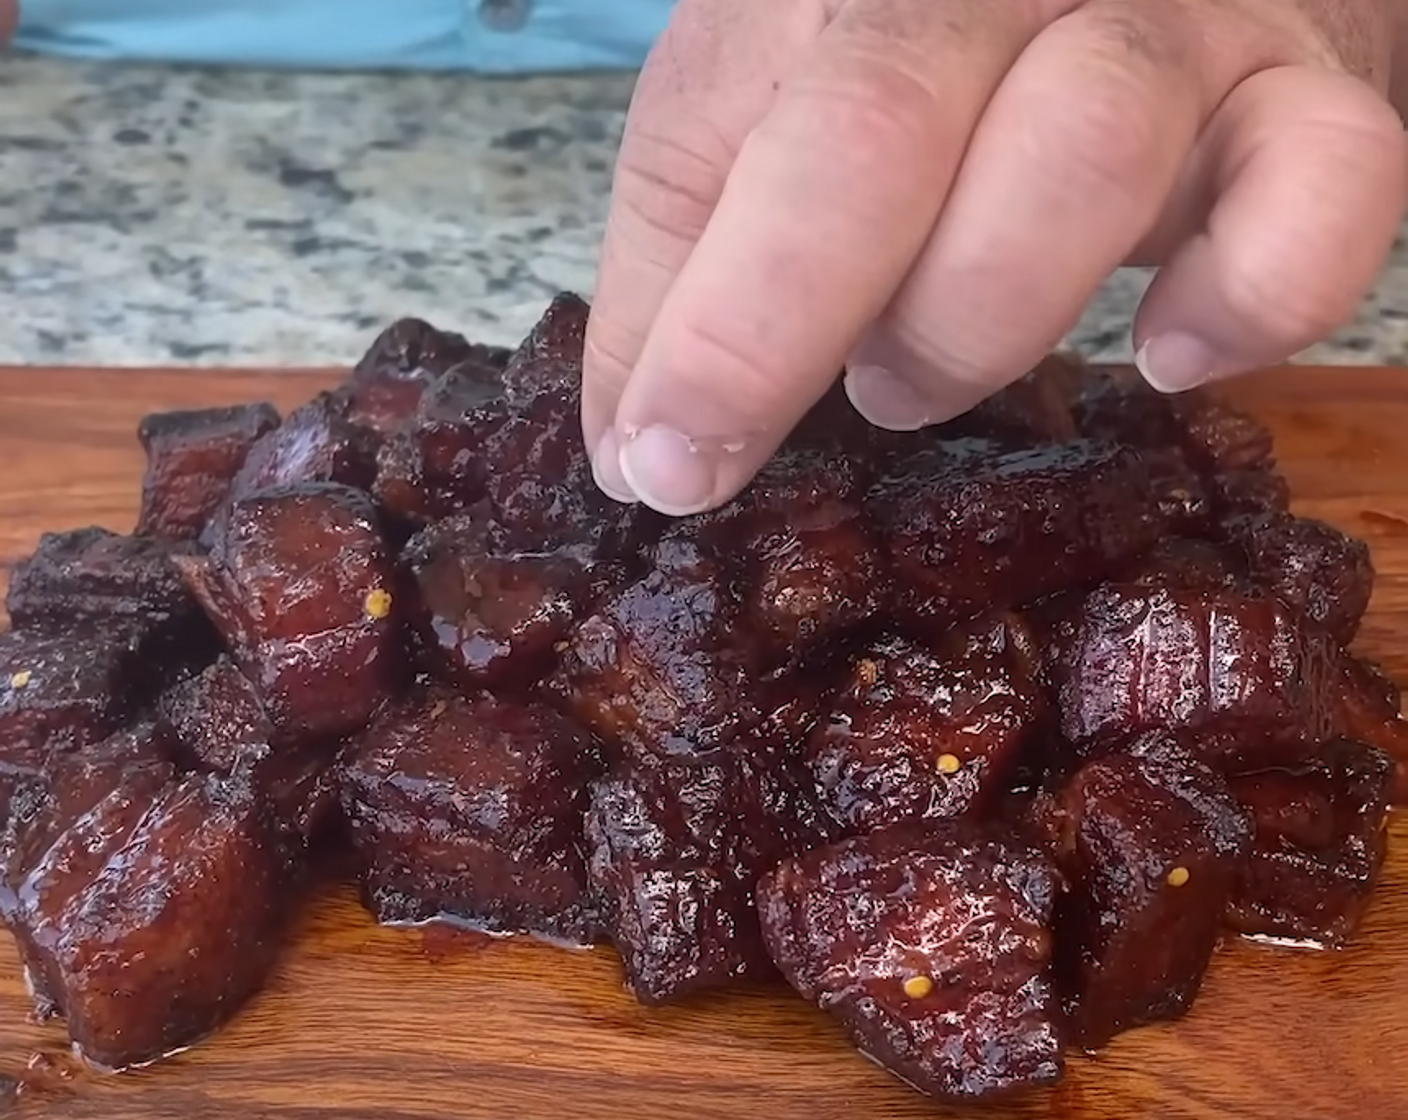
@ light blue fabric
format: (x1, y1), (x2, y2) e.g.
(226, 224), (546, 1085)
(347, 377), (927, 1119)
(12, 0), (674, 73)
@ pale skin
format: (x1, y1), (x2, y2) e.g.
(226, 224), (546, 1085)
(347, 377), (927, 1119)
(583, 0), (1408, 516)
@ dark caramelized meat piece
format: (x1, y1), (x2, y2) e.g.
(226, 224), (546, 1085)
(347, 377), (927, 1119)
(757, 822), (1063, 1102)
(341, 316), (506, 435)
(940, 357), (1080, 445)
(9, 771), (293, 1070)
(1, 724), (175, 917)
(738, 447), (886, 662)
(1055, 734), (1252, 1048)
(157, 658), (338, 841)
(1211, 467), (1291, 517)
(0, 629), (149, 772)
(1222, 513), (1374, 646)
(585, 745), (831, 1004)
(402, 514), (597, 692)
(479, 388), (648, 558)
(372, 368), (508, 526)
(499, 291), (589, 402)
(1120, 537), (1242, 591)
(225, 393), (381, 516)
(135, 403), (280, 539)
(1072, 373), (1273, 475)
(1227, 739), (1393, 947)
(803, 616), (1047, 834)
(1328, 655), (1408, 803)
(5, 527), (207, 643)
(873, 440), (1170, 632)
(341, 690), (601, 943)
(177, 482), (402, 740)
(551, 526), (768, 759)
(1056, 583), (1338, 768)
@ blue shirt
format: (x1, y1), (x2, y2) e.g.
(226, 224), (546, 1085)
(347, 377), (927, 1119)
(14, 0), (674, 73)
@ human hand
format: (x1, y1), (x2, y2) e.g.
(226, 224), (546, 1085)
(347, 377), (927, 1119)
(582, 0), (1407, 516)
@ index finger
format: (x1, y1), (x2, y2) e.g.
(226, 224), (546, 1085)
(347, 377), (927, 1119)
(582, 0), (800, 500)
(610, 0), (1057, 516)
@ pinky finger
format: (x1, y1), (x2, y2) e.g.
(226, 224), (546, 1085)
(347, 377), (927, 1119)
(1133, 66), (1407, 393)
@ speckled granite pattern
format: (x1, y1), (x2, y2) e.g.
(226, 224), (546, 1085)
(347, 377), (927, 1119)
(0, 53), (1406, 369)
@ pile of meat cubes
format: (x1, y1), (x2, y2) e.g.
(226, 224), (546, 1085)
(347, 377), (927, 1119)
(0, 293), (1403, 1102)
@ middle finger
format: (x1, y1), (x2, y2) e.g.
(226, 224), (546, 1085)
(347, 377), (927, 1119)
(848, 0), (1215, 427)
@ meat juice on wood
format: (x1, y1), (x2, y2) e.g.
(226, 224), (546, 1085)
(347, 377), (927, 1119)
(0, 291), (1404, 1099)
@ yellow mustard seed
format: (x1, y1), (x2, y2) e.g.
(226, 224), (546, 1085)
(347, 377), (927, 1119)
(857, 659), (879, 687)
(1167, 866), (1191, 888)
(902, 975), (934, 1000)
(936, 753), (962, 776)
(363, 588), (394, 620)
(8, 670), (31, 690)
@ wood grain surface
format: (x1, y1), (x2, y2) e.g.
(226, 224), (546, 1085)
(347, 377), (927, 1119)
(0, 364), (1405, 1120)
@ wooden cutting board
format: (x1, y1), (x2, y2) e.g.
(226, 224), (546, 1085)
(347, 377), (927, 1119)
(0, 365), (1405, 1120)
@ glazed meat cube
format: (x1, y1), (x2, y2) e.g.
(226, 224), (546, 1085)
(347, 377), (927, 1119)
(499, 290), (589, 402)
(7, 528), (195, 630)
(372, 368), (508, 526)
(739, 447), (887, 662)
(0, 629), (149, 771)
(340, 316), (506, 435)
(584, 745), (830, 1004)
(220, 392), (381, 532)
(1328, 655), (1408, 803)
(802, 616), (1047, 834)
(1056, 583), (1338, 768)
(341, 690), (601, 943)
(8, 771), (294, 1071)
(1210, 467), (1292, 517)
(176, 482), (403, 740)
(757, 821), (1064, 1102)
(5, 528), (217, 663)
(1227, 739), (1394, 946)
(135, 403), (280, 539)
(157, 658), (339, 841)
(1055, 734), (1252, 1048)
(550, 526), (768, 759)
(402, 514), (598, 692)
(1222, 513), (1374, 646)
(480, 389), (653, 559)
(1120, 537), (1243, 591)
(1, 723), (175, 916)
(1072, 372), (1274, 475)
(872, 440), (1170, 632)
(939, 358), (1080, 446)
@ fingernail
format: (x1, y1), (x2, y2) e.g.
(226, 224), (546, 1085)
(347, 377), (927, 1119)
(591, 429), (638, 504)
(1135, 332), (1221, 394)
(843, 365), (934, 431)
(618, 424), (718, 516)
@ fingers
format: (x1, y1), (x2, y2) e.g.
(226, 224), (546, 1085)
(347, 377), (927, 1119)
(844, 0), (1211, 430)
(582, 0), (809, 501)
(607, 0), (1056, 515)
(1134, 66), (1408, 391)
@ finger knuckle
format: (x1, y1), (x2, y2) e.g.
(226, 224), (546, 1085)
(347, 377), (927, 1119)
(611, 123), (732, 249)
(669, 315), (794, 422)
(884, 313), (1014, 393)
(1039, 83), (1166, 202)
(1219, 248), (1353, 344)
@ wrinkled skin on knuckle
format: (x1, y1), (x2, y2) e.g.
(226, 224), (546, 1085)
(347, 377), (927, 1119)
(610, 127), (727, 253)
(1288, 0), (1395, 83)
(663, 322), (800, 437)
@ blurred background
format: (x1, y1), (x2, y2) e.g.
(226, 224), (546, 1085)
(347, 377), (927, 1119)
(1, 55), (1405, 368)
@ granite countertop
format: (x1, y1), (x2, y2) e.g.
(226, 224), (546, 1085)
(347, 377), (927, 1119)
(1, 53), (1406, 369)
